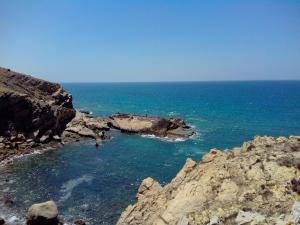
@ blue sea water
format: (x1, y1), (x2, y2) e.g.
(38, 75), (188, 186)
(0, 81), (300, 224)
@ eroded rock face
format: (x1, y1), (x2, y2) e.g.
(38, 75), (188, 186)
(0, 67), (75, 161)
(27, 201), (59, 225)
(62, 111), (110, 143)
(109, 113), (194, 139)
(117, 136), (300, 225)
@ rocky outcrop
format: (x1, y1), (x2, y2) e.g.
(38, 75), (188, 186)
(0, 68), (195, 162)
(0, 67), (76, 161)
(109, 113), (194, 139)
(27, 201), (59, 225)
(117, 136), (300, 225)
(62, 112), (110, 143)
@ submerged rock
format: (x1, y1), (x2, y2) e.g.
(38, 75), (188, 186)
(117, 136), (300, 225)
(74, 219), (86, 225)
(27, 201), (59, 225)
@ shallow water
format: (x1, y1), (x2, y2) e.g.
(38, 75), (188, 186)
(1, 81), (300, 224)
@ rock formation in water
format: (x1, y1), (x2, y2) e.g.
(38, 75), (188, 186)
(0, 68), (194, 162)
(0, 67), (76, 161)
(117, 136), (300, 225)
(62, 111), (110, 144)
(109, 113), (194, 139)
(27, 201), (59, 225)
(25, 200), (86, 225)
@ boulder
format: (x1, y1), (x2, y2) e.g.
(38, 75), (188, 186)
(27, 201), (59, 225)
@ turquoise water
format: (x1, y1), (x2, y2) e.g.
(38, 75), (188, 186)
(1, 81), (300, 224)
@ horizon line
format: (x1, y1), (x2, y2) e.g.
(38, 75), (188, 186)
(60, 79), (300, 84)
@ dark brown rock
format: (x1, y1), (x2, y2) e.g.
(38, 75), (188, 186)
(0, 67), (76, 161)
(74, 219), (86, 225)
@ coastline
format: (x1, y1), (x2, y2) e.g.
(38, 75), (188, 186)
(1, 135), (299, 225)
(1, 68), (299, 225)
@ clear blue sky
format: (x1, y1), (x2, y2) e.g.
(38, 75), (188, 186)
(1, 0), (300, 82)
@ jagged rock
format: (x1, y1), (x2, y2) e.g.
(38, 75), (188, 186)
(0, 67), (75, 161)
(109, 113), (194, 139)
(202, 149), (223, 163)
(27, 201), (59, 225)
(117, 136), (300, 225)
(136, 177), (162, 200)
(63, 112), (110, 142)
(0, 218), (4, 225)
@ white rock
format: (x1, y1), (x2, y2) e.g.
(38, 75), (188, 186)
(235, 211), (266, 225)
(207, 216), (219, 225)
(290, 202), (300, 224)
(177, 216), (189, 225)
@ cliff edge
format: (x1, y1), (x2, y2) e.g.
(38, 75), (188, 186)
(0, 67), (76, 160)
(117, 136), (300, 225)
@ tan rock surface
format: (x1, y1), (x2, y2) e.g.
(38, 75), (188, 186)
(117, 136), (300, 225)
(110, 113), (194, 139)
(27, 200), (58, 219)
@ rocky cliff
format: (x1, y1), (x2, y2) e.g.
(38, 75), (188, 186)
(117, 136), (300, 225)
(0, 67), (76, 160)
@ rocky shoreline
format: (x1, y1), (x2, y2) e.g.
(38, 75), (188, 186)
(1, 68), (299, 225)
(1, 136), (299, 225)
(117, 136), (300, 225)
(0, 67), (194, 163)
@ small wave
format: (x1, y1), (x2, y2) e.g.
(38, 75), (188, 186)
(59, 175), (94, 202)
(0, 147), (55, 167)
(0, 213), (25, 225)
(168, 111), (177, 116)
(141, 134), (187, 142)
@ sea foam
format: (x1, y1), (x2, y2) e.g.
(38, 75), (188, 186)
(59, 175), (94, 202)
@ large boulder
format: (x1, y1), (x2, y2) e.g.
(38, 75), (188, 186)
(27, 201), (59, 225)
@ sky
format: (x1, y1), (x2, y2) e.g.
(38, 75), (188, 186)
(0, 0), (300, 82)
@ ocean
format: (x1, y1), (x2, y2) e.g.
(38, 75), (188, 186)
(1, 81), (300, 224)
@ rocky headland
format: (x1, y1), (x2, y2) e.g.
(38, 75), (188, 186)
(117, 136), (300, 225)
(0, 67), (194, 162)
(0, 67), (76, 161)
